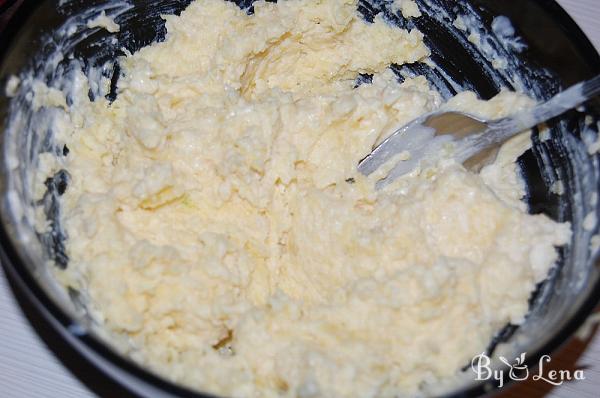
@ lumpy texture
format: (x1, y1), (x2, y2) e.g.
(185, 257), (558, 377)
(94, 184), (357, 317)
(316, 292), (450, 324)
(35, 0), (570, 396)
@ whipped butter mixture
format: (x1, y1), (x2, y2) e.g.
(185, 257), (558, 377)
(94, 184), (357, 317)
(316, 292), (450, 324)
(33, 0), (571, 396)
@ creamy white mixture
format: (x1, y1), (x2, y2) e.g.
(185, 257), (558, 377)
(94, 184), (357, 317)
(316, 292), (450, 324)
(31, 0), (571, 396)
(86, 10), (121, 33)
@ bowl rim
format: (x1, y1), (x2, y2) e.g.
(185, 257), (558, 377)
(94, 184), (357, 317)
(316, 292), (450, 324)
(1, 0), (599, 397)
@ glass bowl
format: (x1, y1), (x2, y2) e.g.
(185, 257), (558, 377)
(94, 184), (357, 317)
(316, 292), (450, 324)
(1, 0), (599, 397)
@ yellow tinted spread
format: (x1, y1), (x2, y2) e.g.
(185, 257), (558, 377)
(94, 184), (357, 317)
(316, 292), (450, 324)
(34, 0), (570, 396)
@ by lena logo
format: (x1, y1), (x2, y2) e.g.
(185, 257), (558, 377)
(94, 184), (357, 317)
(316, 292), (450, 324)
(471, 352), (585, 388)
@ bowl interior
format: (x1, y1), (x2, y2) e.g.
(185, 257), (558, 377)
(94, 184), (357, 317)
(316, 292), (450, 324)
(1, 0), (599, 396)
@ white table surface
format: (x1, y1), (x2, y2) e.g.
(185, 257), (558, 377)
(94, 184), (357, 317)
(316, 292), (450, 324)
(1, 1), (600, 397)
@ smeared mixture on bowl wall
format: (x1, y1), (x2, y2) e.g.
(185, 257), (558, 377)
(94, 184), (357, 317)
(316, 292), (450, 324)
(33, 0), (571, 396)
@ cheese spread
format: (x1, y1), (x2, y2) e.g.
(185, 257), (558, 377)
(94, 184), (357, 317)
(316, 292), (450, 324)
(32, 0), (571, 396)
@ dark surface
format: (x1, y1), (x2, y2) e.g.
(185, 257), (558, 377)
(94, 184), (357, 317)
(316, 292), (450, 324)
(0, 1), (22, 35)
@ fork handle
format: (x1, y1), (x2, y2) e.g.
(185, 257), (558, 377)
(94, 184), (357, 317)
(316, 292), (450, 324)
(457, 74), (600, 162)
(527, 74), (600, 128)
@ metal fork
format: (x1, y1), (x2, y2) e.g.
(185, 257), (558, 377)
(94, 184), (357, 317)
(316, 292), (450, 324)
(358, 75), (600, 188)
